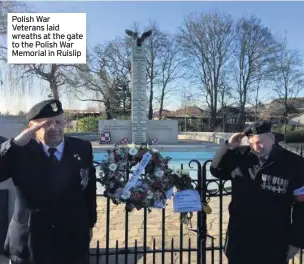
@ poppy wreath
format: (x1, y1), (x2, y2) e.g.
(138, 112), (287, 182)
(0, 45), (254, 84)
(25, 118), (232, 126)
(99, 144), (195, 225)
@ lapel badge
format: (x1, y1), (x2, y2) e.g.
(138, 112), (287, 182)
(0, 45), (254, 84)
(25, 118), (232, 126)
(251, 127), (257, 135)
(51, 103), (58, 112)
(74, 154), (81, 160)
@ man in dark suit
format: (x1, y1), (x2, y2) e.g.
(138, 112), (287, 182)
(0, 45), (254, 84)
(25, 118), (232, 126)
(210, 121), (304, 264)
(0, 99), (97, 264)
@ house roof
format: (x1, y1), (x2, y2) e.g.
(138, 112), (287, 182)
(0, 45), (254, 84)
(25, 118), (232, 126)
(270, 98), (304, 109)
(217, 106), (240, 115)
(152, 109), (173, 118)
(175, 106), (204, 116)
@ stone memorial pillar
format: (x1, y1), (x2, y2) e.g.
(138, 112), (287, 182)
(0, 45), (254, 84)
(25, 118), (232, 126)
(131, 46), (147, 144)
(125, 29), (152, 144)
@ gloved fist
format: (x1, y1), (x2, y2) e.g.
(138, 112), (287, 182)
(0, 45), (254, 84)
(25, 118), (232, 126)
(286, 244), (299, 261)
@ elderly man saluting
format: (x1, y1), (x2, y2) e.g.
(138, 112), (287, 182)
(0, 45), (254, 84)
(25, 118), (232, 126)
(210, 120), (304, 264)
(0, 99), (97, 264)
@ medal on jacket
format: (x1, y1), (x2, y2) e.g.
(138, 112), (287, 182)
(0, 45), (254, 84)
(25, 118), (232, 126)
(80, 168), (89, 189)
(203, 203), (212, 214)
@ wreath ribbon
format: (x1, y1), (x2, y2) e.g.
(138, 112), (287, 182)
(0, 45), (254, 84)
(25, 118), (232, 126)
(122, 152), (152, 194)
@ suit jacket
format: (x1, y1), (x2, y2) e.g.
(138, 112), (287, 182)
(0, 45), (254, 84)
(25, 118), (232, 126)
(210, 142), (304, 263)
(0, 136), (97, 264)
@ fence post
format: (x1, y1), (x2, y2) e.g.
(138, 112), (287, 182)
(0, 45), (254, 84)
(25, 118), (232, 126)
(200, 160), (210, 264)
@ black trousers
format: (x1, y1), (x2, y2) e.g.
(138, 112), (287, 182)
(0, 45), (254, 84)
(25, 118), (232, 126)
(225, 232), (288, 264)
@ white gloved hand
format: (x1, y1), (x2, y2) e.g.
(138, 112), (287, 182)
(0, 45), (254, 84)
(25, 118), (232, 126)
(286, 244), (300, 261)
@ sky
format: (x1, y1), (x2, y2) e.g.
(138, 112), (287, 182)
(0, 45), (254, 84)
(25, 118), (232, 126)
(1, 1), (304, 114)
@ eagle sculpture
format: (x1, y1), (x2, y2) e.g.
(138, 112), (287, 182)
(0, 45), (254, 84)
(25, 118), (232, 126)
(125, 29), (153, 47)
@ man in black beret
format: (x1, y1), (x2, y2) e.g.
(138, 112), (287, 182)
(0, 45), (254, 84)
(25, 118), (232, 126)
(0, 99), (97, 264)
(210, 120), (304, 264)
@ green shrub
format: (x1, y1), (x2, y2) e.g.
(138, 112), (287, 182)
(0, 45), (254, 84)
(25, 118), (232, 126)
(272, 124), (304, 133)
(76, 116), (102, 132)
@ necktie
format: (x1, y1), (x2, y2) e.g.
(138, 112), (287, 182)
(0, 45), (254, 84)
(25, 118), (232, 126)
(48, 148), (58, 163)
(259, 157), (266, 167)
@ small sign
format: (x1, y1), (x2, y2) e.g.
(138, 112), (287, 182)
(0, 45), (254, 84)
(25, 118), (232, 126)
(173, 190), (202, 213)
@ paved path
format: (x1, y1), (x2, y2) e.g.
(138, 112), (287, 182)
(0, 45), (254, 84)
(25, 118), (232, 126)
(90, 195), (231, 264)
(90, 195), (302, 264)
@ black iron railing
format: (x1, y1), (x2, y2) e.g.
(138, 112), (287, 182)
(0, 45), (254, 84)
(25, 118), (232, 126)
(90, 159), (303, 264)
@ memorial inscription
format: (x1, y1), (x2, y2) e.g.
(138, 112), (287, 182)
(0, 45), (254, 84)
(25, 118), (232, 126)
(130, 43), (149, 143)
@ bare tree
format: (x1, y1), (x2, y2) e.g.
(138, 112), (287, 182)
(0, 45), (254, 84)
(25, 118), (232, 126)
(0, 1), (29, 61)
(252, 75), (262, 122)
(144, 22), (168, 119)
(245, 67), (264, 122)
(155, 34), (184, 119)
(0, 1), (30, 87)
(179, 90), (197, 131)
(270, 37), (304, 131)
(218, 70), (233, 109)
(21, 64), (77, 99)
(232, 15), (277, 129)
(178, 10), (234, 128)
(67, 37), (132, 119)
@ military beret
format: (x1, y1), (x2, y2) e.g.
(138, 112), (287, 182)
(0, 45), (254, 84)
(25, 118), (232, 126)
(27, 99), (64, 121)
(243, 120), (272, 137)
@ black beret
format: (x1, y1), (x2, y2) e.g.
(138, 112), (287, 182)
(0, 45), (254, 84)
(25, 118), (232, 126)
(272, 132), (284, 143)
(27, 99), (64, 121)
(243, 120), (272, 136)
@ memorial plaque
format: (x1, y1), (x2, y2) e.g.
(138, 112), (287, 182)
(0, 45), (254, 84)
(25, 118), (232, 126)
(98, 120), (132, 143)
(147, 120), (178, 144)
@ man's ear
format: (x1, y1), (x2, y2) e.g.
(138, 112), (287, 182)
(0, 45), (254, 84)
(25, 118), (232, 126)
(28, 121), (34, 128)
(266, 132), (275, 142)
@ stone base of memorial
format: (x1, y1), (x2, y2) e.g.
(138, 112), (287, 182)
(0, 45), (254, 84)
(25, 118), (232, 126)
(98, 120), (178, 145)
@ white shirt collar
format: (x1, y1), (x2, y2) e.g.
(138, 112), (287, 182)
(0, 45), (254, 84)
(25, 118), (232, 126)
(42, 139), (65, 154)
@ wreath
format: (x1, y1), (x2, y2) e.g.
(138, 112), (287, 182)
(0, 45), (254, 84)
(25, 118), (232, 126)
(99, 144), (194, 225)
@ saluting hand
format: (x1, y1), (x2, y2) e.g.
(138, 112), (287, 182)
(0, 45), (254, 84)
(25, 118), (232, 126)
(13, 120), (49, 147)
(228, 132), (245, 149)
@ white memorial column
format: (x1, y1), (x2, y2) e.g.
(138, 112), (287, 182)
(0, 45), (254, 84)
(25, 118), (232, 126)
(131, 46), (147, 144)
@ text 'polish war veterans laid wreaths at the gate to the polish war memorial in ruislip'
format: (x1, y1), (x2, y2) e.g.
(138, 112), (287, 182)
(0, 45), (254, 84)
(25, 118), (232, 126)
(7, 13), (86, 64)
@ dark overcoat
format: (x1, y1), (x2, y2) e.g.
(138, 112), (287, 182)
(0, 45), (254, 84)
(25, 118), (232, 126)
(0, 136), (97, 264)
(210, 142), (304, 264)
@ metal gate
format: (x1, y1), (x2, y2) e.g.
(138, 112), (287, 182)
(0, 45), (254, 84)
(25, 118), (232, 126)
(91, 159), (208, 264)
(91, 159), (303, 264)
